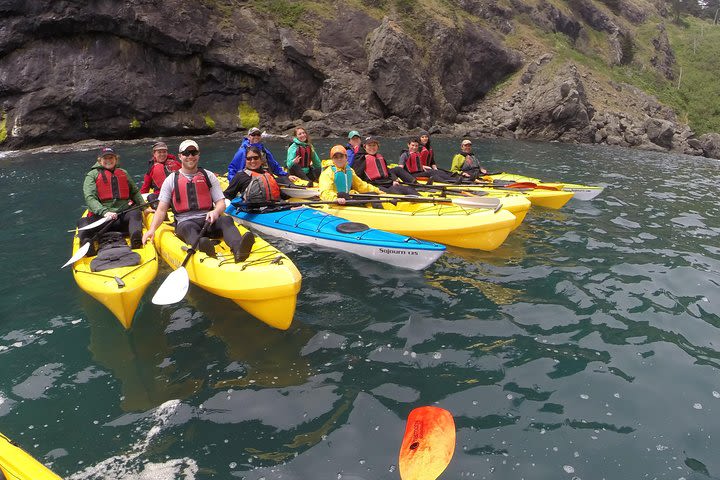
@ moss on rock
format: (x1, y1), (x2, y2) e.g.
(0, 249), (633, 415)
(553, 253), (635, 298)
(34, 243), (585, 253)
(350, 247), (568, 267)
(238, 102), (260, 129)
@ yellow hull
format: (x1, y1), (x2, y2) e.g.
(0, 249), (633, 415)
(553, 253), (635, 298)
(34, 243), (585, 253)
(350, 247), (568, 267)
(71, 215), (158, 329)
(145, 212), (302, 330)
(315, 202), (516, 251)
(1, 432), (62, 480)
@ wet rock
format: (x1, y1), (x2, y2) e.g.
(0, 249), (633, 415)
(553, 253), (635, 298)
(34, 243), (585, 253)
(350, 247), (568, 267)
(645, 118), (674, 148)
(698, 133), (720, 159)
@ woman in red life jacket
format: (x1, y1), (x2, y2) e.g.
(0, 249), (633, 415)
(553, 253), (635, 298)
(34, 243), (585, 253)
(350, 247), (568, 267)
(140, 141), (181, 196)
(142, 139), (255, 263)
(78, 147), (147, 255)
(350, 136), (419, 196)
(223, 146), (288, 211)
(399, 138), (455, 183)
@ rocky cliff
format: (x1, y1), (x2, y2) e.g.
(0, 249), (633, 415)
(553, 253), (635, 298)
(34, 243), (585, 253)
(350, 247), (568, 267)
(2, 0), (719, 158)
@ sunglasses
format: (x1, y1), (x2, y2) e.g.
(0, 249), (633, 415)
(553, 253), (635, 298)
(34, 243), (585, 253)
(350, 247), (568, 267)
(246, 155), (261, 160)
(249, 133), (261, 137)
(181, 150), (199, 157)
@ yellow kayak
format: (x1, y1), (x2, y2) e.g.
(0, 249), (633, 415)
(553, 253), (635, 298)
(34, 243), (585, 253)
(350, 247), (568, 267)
(71, 212), (158, 329)
(476, 187), (574, 209)
(313, 202), (517, 251)
(486, 173), (604, 200)
(1, 432), (62, 480)
(144, 211), (302, 330)
(417, 190), (531, 230)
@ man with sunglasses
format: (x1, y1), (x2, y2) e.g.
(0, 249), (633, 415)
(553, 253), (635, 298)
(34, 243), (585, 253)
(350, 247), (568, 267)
(227, 127), (297, 184)
(143, 139), (254, 262)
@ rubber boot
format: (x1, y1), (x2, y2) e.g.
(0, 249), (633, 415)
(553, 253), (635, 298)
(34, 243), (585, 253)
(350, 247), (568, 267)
(233, 232), (255, 263)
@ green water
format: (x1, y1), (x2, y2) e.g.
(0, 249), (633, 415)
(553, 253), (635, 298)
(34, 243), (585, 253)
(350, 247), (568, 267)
(1, 137), (719, 479)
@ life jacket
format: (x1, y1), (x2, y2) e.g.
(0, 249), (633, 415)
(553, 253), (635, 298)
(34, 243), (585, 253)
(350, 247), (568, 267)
(172, 169), (214, 213)
(243, 169), (282, 203)
(332, 166), (353, 193)
(421, 145), (434, 165)
(363, 153), (390, 181)
(96, 168), (130, 201)
(459, 152), (482, 172)
(146, 156), (180, 190)
(403, 152), (425, 174)
(296, 144), (313, 168)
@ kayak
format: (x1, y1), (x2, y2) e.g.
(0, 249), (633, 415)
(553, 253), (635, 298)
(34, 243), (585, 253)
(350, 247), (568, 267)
(486, 173), (604, 200)
(1, 432), (62, 480)
(71, 212), (158, 329)
(474, 186), (574, 209)
(144, 211), (302, 330)
(418, 180), (574, 209)
(310, 201), (517, 251)
(281, 185), (531, 231)
(225, 204), (446, 270)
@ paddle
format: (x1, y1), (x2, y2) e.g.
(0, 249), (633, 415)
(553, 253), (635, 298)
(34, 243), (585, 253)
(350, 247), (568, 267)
(151, 221), (210, 305)
(61, 216), (118, 268)
(347, 194), (503, 211)
(399, 406), (456, 480)
(69, 200), (158, 232)
(280, 185), (319, 199)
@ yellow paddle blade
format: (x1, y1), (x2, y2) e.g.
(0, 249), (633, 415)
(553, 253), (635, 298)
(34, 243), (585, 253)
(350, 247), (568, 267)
(399, 406), (456, 480)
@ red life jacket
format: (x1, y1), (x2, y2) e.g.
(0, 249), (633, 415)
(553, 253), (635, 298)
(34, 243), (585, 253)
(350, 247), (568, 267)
(421, 145), (434, 166)
(364, 153), (390, 181)
(96, 168), (130, 201)
(404, 152), (425, 174)
(297, 145), (312, 168)
(172, 169), (214, 213)
(244, 169), (282, 203)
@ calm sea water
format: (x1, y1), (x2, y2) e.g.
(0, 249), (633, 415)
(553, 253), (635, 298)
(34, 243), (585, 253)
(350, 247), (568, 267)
(1, 137), (720, 480)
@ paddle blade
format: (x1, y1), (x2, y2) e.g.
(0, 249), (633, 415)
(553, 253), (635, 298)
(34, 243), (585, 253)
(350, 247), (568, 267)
(282, 186), (319, 199)
(451, 197), (501, 209)
(151, 267), (190, 305)
(61, 242), (90, 269)
(399, 406), (456, 480)
(71, 216), (108, 233)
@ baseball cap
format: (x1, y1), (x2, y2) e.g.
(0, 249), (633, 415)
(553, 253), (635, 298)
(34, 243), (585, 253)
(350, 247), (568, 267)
(99, 147), (116, 156)
(179, 139), (199, 153)
(248, 127), (262, 136)
(330, 145), (347, 157)
(152, 141), (168, 151)
(461, 139), (472, 146)
(364, 136), (379, 145)
(347, 130), (361, 139)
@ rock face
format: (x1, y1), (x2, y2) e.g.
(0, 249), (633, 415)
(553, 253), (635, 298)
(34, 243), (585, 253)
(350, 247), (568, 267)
(0, 0), (717, 160)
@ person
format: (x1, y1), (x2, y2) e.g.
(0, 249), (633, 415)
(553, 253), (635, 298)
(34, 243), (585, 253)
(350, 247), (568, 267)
(78, 147), (146, 255)
(223, 146), (288, 210)
(319, 145), (382, 204)
(139, 141), (181, 195)
(351, 136), (418, 196)
(345, 130), (362, 166)
(450, 139), (488, 180)
(227, 127), (298, 184)
(142, 139), (255, 263)
(418, 130), (435, 168)
(399, 137), (455, 182)
(286, 126), (322, 184)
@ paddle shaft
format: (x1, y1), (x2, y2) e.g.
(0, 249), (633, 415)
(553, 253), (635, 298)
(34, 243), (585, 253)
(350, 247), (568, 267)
(75, 199), (158, 232)
(180, 222), (211, 268)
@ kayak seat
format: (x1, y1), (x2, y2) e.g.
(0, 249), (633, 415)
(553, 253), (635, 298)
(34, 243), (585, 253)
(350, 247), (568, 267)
(336, 222), (370, 233)
(90, 232), (141, 272)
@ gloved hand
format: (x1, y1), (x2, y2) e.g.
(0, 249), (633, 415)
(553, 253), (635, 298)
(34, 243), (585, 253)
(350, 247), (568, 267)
(337, 192), (350, 199)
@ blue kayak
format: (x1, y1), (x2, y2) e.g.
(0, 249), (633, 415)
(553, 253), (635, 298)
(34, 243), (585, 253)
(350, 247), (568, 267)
(225, 205), (445, 270)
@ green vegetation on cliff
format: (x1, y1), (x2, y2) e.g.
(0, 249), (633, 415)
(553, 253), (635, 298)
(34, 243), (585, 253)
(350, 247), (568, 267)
(0, 112), (7, 144)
